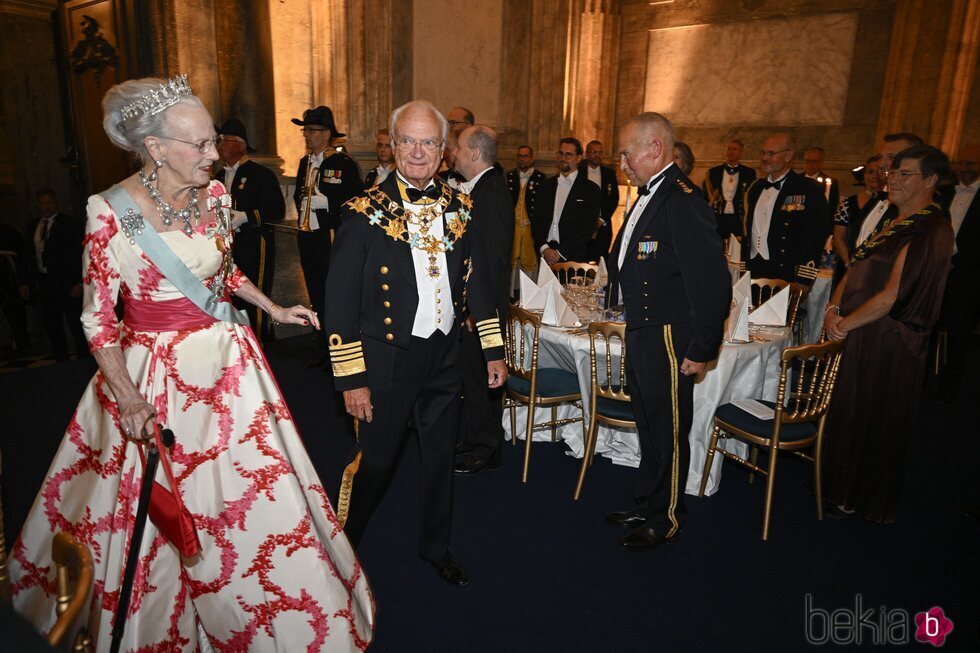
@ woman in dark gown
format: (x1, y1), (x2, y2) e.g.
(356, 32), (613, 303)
(820, 146), (954, 524)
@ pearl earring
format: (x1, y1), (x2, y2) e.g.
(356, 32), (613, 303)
(155, 159), (164, 169)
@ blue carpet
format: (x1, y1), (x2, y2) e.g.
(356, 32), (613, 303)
(2, 332), (978, 651)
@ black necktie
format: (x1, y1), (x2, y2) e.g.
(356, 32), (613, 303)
(762, 179), (784, 191)
(405, 186), (440, 203)
(725, 166), (739, 176)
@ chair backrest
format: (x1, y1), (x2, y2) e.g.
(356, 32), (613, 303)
(751, 277), (805, 333)
(551, 262), (599, 285)
(505, 304), (542, 383)
(772, 339), (846, 427)
(47, 532), (94, 648)
(588, 321), (630, 403)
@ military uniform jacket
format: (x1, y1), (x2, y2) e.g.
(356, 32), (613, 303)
(324, 173), (505, 392)
(226, 158), (285, 228)
(608, 165), (731, 363)
(702, 163), (756, 236)
(740, 170), (832, 285)
(292, 148), (364, 231)
(506, 168), (546, 215)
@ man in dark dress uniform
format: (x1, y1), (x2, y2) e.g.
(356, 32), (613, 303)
(605, 112), (730, 550)
(581, 140), (620, 263)
(216, 118), (285, 344)
(531, 138), (602, 265)
(701, 139), (756, 239)
(452, 125), (515, 475)
(741, 133), (831, 287)
(292, 106), (363, 364)
(506, 145), (546, 276)
(324, 101), (508, 586)
(22, 188), (86, 360)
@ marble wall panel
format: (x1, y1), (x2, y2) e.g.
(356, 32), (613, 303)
(643, 12), (859, 127)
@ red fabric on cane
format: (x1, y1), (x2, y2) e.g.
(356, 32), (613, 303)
(136, 425), (202, 557)
(123, 296), (219, 332)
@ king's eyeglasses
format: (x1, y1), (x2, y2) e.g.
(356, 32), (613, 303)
(394, 135), (442, 152)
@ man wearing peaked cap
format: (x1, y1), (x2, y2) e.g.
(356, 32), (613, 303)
(292, 105), (364, 366)
(216, 117), (285, 344)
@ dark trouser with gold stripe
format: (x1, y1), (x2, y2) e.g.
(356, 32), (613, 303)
(625, 322), (693, 537)
(343, 328), (461, 565)
(232, 225), (276, 343)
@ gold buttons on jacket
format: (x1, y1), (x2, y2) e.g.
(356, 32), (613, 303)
(382, 283), (390, 291)
(386, 333), (394, 341)
(381, 266), (389, 274)
(384, 317), (392, 325)
(384, 301), (391, 308)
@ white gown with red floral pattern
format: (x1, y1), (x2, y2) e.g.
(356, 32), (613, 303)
(10, 181), (374, 651)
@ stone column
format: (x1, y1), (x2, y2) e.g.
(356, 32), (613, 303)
(565, 0), (621, 150)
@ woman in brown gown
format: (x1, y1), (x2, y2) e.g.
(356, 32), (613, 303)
(821, 145), (954, 524)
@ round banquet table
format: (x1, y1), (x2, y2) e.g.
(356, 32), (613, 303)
(502, 322), (791, 496)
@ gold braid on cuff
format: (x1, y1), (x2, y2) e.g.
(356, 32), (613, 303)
(329, 334), (367, 377)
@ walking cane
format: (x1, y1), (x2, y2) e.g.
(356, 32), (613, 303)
(109, 422), (170, 653)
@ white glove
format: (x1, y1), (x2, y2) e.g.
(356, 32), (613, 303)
(230, 209), (249, 230)
(309, 189), (329, 211)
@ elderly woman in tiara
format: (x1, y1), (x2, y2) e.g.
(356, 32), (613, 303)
(9, 76), (374, 651)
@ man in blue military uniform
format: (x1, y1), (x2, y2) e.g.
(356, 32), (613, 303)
(605, 112), (731, 551)
(324, 100), (507, 585)
(292, 105), (363, 365)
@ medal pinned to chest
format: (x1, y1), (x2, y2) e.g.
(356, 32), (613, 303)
(322, 169), (344, 184)
(636, 240), (658, 261)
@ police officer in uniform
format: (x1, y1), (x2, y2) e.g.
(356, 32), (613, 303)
(741, 133), (831, 287)
(324, 101), (507, 586)
(216, 118), (285, 343)
(605, 112), (730, 550)
(292, 106), (363, 364)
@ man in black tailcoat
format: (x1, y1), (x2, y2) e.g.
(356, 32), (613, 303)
(581, 140), (620, 264)
(701, 139), (756, 239)
(324, 101), (508, 586)
(452, 125), (514, 475)
(531, 137), (602, 265)
(605, 112), (731, 550)
(741, 133), (831, 287)
(216, 118), (285, 344)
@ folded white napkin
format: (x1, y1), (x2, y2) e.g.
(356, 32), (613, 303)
(597, 257), (609, 287)
(519, 264), (561, 310)
(727, 236), (741, 264)
(733, 272), (751, 302)
(731, 398), (775, 420)
(542, 284), (581, 327)
(749, 285), (789, 327)
(724, 294), (750, 343)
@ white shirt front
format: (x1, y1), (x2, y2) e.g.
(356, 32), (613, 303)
(33, 213), (56, 273)
(519, 167), (535, 187)
(750, 172), (788, 260)
(617, 164), (672, 269)
(459, 166), (493, 195)
(373, 165), (393, 186)
(223, 159), (241, 192)
(303, 150), (329, 229)
(400, 175), (454, 337)
(855, 197), (890, 248)
(722, 168), (739, 214)
(544, 169), (578, 252)
(587, 165), (602, 189)
(950, 180), (979, 254)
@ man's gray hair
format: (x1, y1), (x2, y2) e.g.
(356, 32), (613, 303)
(623, 112), (675, 150)
(771, 132), (797, 153)
(389, 100), (448, 142)
(465, 125), (498, 165)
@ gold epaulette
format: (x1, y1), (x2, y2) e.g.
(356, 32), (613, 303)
(676, 179), (694, 194)
(476, 316), (503, 349)
(328, 334), (366, 377)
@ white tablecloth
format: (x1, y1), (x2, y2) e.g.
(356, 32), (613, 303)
(503, 324), (790, 496)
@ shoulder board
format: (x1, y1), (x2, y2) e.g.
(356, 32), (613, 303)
(676, 179), (694, 194)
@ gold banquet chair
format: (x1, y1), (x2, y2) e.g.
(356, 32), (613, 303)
(573, 321), (634, 500)
(751, 277), (805, 340)
(47, 532), (94, 650)
(503, 305), (584, 483)
(697, 339), (845, 540)
(551, 261), (599, 286)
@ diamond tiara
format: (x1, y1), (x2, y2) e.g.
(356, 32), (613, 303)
(120, 74), (194, 121)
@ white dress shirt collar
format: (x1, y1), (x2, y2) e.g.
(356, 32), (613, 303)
(460, 166), (493, 194)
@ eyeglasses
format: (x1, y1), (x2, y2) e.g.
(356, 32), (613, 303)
(159, 135), (221, 154)
(556, 151), (578, 159)
(301, 127), (327, 133)
(394, 135), (442, 151)
(884, 169), (922, 182)
(760, 148), (791, 158)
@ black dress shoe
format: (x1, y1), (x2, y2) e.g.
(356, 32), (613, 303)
(619, 526), (677, 551)
(454, 441), (477, 456)
(453, 458), (501, 475)
(823, 504), (859, 521)
(605, 510), (647, 529)
(432, 558), (469, 586)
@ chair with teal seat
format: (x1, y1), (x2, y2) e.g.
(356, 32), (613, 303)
(698, 339), (845, 540)
(504, 305), (584, 483)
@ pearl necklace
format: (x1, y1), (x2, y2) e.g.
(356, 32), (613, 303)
(138, 169), (200, 235)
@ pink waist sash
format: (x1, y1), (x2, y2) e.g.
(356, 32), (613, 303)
(124, 296), (219, 332)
